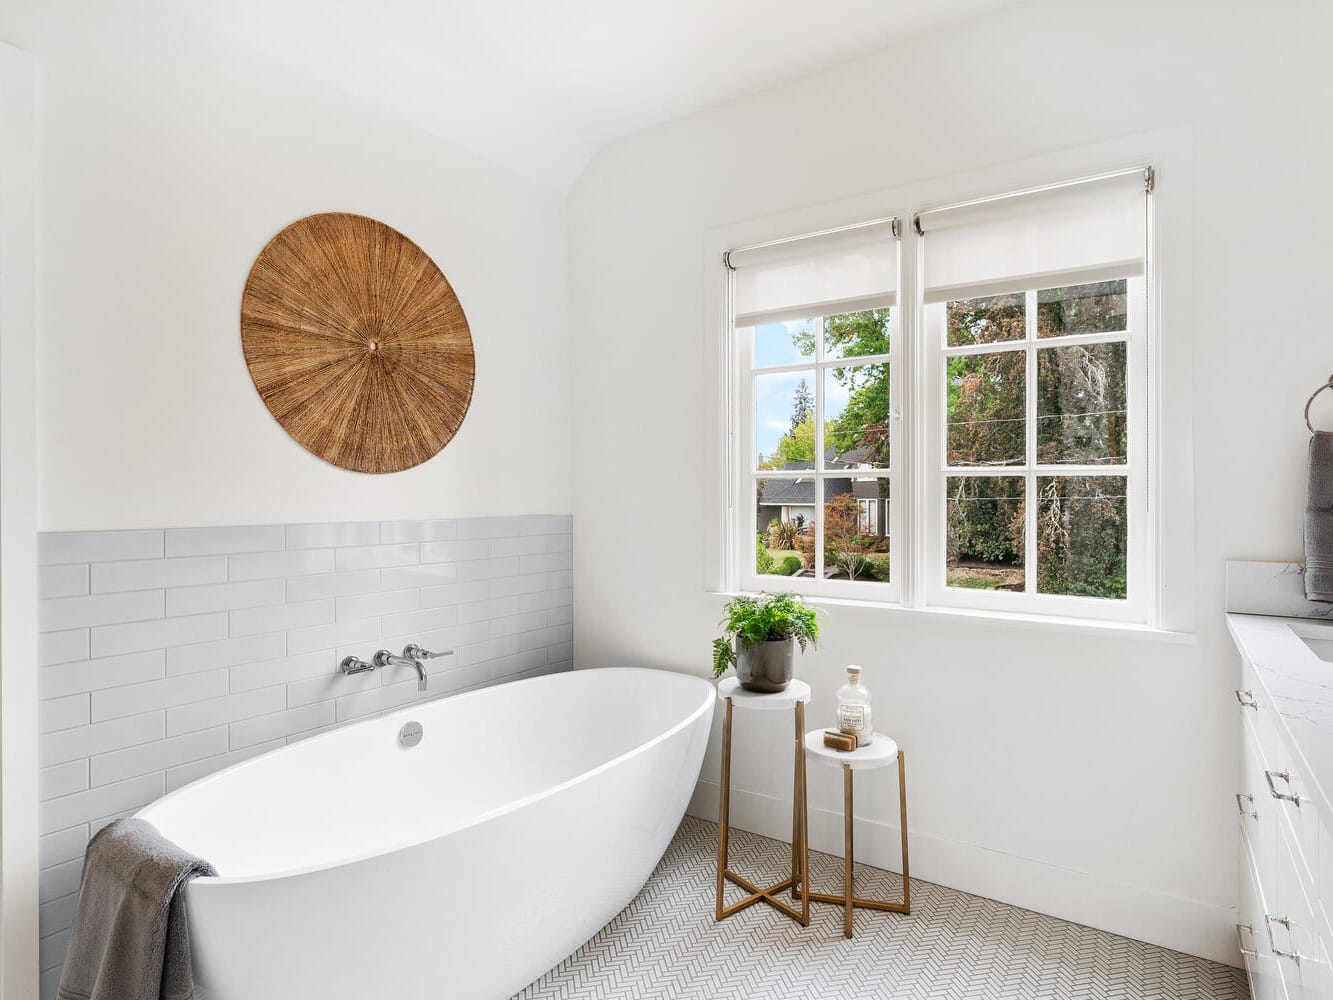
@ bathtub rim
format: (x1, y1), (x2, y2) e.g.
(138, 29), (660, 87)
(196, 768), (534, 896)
(136, 666), (715, 887)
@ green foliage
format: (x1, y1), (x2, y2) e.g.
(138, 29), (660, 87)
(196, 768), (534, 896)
(793, 309), (891, 359)
(941, 285), (1131, 601)
(712, 637), (736, 675)
(778, 555), (803, 576)
(755, 536), (775, 575)
(765, 311), (892, 469)
(712, 593), (821, 678)
(764, 416), (816, 467)
(820, 310), (893, 463)
(767, 519), (798, 550)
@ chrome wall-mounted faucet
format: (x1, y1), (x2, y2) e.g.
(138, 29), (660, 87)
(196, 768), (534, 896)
(340, 643), (454, 693)
(373, 649), (427, 692)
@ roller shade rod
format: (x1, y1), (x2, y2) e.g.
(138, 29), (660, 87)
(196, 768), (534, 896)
(912, 165), (1153, 236)
(724, 216), (901, 271)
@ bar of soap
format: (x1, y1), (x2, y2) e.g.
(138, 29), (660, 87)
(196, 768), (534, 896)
(823, 730), (857, 752)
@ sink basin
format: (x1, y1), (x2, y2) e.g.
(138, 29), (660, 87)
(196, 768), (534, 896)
(1289, 621), (1333, 662)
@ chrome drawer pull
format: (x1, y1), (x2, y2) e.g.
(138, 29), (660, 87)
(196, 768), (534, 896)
(1235, 689), (1258, 709)
(1235, 793), (1257, 819)
(1235, 923), (1256, 959)
(1264, 913), (1305, 963)
(1264, 769), (1302, 807)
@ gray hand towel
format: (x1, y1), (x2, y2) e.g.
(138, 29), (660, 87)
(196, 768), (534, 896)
(1306, 430), (1333, 602)
(56, 818), (215, 1000)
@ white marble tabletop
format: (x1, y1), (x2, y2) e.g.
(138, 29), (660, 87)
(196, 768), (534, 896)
(716, 677), (811, 710)
(804, 730), (899, 770)
(1228, 612), (1333, 816)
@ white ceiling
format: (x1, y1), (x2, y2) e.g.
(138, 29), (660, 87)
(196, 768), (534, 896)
(181, 0), (1020, 191)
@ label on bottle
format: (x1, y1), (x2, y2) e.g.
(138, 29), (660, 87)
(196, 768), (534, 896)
(838, 704), (866, 735)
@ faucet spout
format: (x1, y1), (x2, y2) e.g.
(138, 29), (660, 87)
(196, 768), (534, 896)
(372, 649), (428, 692)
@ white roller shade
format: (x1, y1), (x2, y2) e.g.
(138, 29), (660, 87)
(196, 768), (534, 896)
(730, 219), (899, 327)
(917, 169), (1149, 304)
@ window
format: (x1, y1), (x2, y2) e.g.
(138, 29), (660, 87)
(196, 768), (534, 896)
(732, 219), (901, 600)
(727, 167), (1154, 623)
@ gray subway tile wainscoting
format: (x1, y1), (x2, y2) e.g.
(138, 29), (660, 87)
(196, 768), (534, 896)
(35, 515), (573, 993)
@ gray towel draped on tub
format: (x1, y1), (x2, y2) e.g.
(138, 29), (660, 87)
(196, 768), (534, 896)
(1307, 430), (1333, 602)
(57, 818), (215, 1000)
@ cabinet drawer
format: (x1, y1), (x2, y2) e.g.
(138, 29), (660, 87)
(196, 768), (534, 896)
(1241, 825), (1285, 1000)
(1239, 660), (1281, 758)
(1273, 827), (1319, 997)
(1245, 711), (1282, 898)
(1240, 660), (1320, 890)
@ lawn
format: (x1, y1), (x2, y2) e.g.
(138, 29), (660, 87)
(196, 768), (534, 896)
(945, 561), (1024, 591)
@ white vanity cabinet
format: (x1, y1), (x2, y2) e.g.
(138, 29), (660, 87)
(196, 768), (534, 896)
(1233, 620), (1333, 1000)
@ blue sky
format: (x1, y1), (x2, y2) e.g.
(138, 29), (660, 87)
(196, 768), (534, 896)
(752, 320), (852, 461)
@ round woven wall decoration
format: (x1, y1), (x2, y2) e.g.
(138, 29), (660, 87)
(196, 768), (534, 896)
(240, 212), (475, 474)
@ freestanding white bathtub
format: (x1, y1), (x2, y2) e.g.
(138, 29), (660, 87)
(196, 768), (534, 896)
(136, 667), (714, 1000)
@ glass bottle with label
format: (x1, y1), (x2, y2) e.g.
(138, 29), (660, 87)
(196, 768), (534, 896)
(836, 665), (873, 748)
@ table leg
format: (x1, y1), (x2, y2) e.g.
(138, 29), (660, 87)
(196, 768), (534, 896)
(899, 749), (910, 913)
(715, 697), (733, 922)
(789, 704), (810, 922)
(790, 702), (800, 896)
(843, 762), (854, 938)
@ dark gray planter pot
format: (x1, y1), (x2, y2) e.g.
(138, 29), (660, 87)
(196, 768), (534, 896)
(735, 638), (794, 693)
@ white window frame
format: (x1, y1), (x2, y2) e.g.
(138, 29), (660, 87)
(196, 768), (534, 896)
(857, 498), (877, 534)
(921, 276), (1150, 623)
(736, 301), (904, 603)
(712, 137), (1183, 632)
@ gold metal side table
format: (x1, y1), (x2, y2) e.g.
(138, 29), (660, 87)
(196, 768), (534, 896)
(715, 677), (811, 927)
(802, 730), (910, 938)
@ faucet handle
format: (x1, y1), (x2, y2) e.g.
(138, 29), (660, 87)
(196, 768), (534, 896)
(341, 655), (375, 676)
(403, 643), (452, 661)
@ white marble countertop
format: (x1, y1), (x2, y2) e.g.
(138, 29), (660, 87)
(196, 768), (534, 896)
(1228, 612), (1333, 816)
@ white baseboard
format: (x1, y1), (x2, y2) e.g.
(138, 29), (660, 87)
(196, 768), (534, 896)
(688, 778), (1239, 968)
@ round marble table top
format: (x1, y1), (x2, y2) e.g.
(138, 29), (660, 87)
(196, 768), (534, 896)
(804, 730), (899, 770)
(716, 677), (811, 710)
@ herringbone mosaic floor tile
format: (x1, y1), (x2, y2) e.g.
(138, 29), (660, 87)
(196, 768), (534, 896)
(515, 816), (1248, 1000)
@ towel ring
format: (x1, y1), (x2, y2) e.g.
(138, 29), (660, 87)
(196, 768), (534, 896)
(1306, 373), (1333, 433)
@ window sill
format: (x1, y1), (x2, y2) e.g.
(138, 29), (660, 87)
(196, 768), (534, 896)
(706, 590), (1195, 644)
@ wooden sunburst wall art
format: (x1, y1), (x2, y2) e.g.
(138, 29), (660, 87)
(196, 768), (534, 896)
(240, 212), (475, 474)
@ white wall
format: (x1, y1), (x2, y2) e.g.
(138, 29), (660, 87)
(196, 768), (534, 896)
(0, 0), (572, 532)
(568, 0), (1333, 965)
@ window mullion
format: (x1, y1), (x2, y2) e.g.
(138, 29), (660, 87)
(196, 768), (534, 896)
(1024, 289), (1038, 596)
(814, 314), (825, 579)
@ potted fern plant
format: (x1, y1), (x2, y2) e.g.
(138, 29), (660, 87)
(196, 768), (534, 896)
(712, 592), (820, 693)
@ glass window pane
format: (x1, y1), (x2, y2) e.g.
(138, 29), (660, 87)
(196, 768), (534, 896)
(1037, 279), (1128, 338)
(1036, 343), (1128, 464)
(821, 478), (890, 583)
(946, 476), (1025, 591)
(755, 478), (812, 578)
(946, 293), (1025, 347)
(753, 318), (816, 368)
(824, 308), (891, 361)
(825, 363), (890, 469)
(947, 350), (1026, 466)
(1036, 476), (1127, 599)
(755, 370), (815, 470)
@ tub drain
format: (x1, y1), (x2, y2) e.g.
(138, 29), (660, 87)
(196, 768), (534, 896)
(398, 721), (423, 748)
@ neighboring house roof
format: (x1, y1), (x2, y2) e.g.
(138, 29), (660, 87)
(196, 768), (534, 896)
(758, 448), (881, 506)
(759, 476), (853, 506)
(836, 446), (871, 465)
(759, 448), (866, 505)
